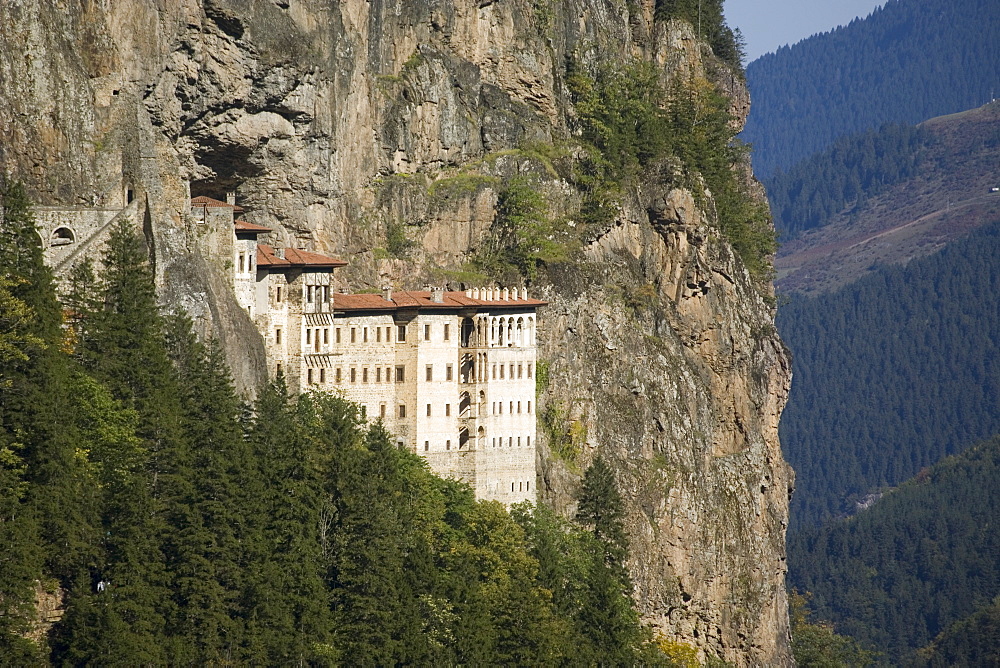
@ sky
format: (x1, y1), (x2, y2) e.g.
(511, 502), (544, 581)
(724, 0), (886, 62)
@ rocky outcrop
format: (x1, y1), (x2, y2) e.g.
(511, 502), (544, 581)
(0, 1), (792, 663)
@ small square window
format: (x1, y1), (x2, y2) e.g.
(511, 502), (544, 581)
(320, 369), (326, 383)
(380, 404), (386, 418)
(398, 404), (406, 418)
(444, 324), (450, 341)
(500, 365), (504, 379)
(518, 364), (523, 379)
(386, 326), (392, 342)
(397, 324), (407, 342)
(363, 367), (369, 383)
(424, 324), (430, 341)
(527, 363), (532, 378)
(446, 440), (451, 451)
(307, 368), (314, 384)
(350, 367), (357, 383)
(363, 327), (368, 343)
(424, 441), (429, 451)
(386, 367), (392, 383)
(395, 366), (405, 382)
(446, 364), (453, 381)
(376, 367), (382, 383)
(376, 327), (382, 342)
(426, 365), (433, 382)
(336, 328), (342, 343)
(351, 328), (356, 343)
(335, 368), (342, 382)
(276, 286), (282, 302)
(445, 404), (451, 416)
(275, 328), (282, 344)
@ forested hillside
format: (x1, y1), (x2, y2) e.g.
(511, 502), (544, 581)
(0, 183), (674, 664)
(767, 123), (931, 240)
(777, 218), (1000, 528)
(742, 0), (1000, 178)
(788, 434), (1000, 663)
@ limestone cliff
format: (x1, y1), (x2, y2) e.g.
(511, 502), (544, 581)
(0, 1), (792, 663)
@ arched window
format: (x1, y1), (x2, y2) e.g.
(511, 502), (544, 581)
(461, 317), (475, 348)
(50, 227), (75, 247)
(516, 317), (524, 347)
(459, 391), (471, 416)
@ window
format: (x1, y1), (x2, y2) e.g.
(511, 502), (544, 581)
(276, 362), (282, 375)
(499, 402), (503, 415)
(398, 404), (406, 418)
(424, 324), (430, 341)
(306, 329), (312, 345)
(335, 367), (342, 382)
(445, 404), (451, 416)
(492, 364), (497, 379)
(518, 364), (523, 379)
(397, 324), (407, 342)
(519, 482), (523, 491)
(363, 367), (369, 383)
(315, 330), (321, 351)
(517, 401), (521, 413)
(336, 328), (342, 343)
(446, 440), (451, 451)
(518, 436), (521, 447)
(527, 363), (532, 378)
(351, 328), (356, 343)
(238, 253), (245, 272)
(526, 481), (530, 491)
(307, 286), (314, 303)
(307, 369), (314, 384)
(350, 367), (357, 383)
(380, 404), (386, 418)
(386, 367), (392, 383)
(363, 327), (368, 343)
(446, 364), (453, 381)
(527, 436), (531, 447)
(276, 286), (282, 302)
(376, 367), (382, 383)
(492, 402), (496, 415)
(386, 326), (392, 342)
(275, 328), (282, 344)
(426, 365), (433, 382)
(444, 323), (450, 341)
(512, 482), (515, 492)
(509, 364), (514, 378)
(395, 366), (405, 382)
(426, 404), (432, 417)
(320, 369), (326, 383)
(500, 365), (504, 379)
(509, 437), (513, 447)
(509, 401), (513, 414)
(527, 401), (532, 414)
(323, 329), (329, 344)
(376, 327), (382, 342)
(424, 441), (429, 451)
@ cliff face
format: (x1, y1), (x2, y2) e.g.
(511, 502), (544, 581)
(0, 1), (792, 663)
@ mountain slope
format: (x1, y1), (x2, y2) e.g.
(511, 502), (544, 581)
(742, 0), (1000, 178)
(777, 218), (1000, 529)
(788, 434), (1000, 662)
(774, 101), (1000, 295)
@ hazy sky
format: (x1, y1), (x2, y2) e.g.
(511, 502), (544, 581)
(724, 0), (886, 62)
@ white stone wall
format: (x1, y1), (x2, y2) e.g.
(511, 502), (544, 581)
(233, 236), (257, 316)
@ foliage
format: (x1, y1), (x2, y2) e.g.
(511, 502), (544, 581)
(384, 220), (415, 258)
(540, 401), (586, 466)
(912, 598), (1000, 667)
(567, 61), (775, 278)
(788, 434), (1000, 662)
(778, 219), (1000, 529)
(789, 591), (877, 667)
(743, 0), (1000, 177)
(474, 176), (569, 281)
(654, 0), (746, 70)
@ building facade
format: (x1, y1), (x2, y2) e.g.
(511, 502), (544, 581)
(191, 195), (544, 504)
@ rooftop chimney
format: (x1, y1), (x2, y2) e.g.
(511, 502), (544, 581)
(431, 286), (444, 303)
(502, 288), (509, 301)
(226, 192), (236, 206)
(274, 245), (285, 259)
(382, 285), (392, 301)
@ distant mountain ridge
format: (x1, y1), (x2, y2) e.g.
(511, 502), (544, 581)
(774, 101), (1000, 295)
(742, 0), (1000, 178)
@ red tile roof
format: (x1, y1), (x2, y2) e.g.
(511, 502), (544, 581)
(333, 290), (546, 312)
(234, 219), (272, 233)
(256, 244), (347, 269)
(191, 195), (244, 212)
